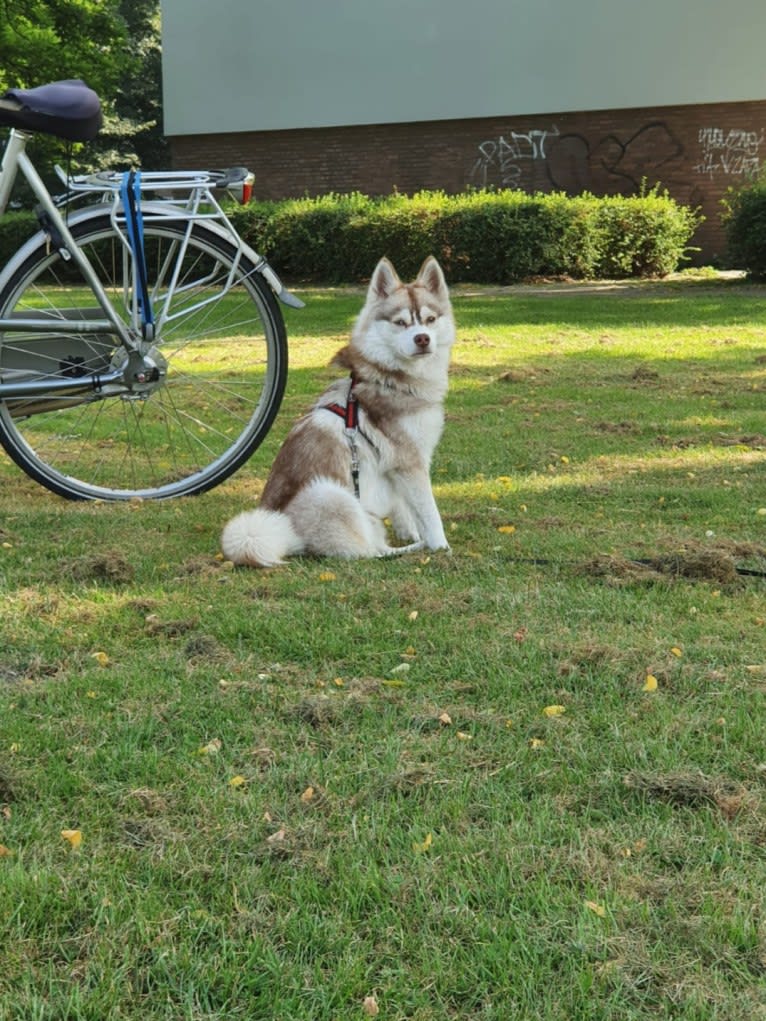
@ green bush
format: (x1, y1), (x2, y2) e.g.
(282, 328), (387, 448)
(590, 190), (702, 278)
(434, 190), (599, 282)
(722, 179), (766, 279)
(0, 211), (38, 271)
(232, 188), (700, 284)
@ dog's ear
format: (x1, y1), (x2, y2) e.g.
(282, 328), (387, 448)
(416, 256), (448, 299)
(368, 257), (401, 301)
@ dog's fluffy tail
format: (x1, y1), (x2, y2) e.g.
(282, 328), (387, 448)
(221, 508), (304, 567)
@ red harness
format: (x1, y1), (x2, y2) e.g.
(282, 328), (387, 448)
(323, 392), (359, 431)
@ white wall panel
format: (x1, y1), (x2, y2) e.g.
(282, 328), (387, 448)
(161, 0), (766, 135)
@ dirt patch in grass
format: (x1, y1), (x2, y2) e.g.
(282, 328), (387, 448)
(576, 554), (669, 586)
(184, 634), (228, 665)
(716, 433), (766, 449)
(65, 551), (134, 584)
(144, 615), (200, 638)
(288, 694), (347, 729)
(594, 420), (640, 435)
(354, 765), (444, 807)
(0, 763), (20, 804)
(175, 554), (226, 578)
(629, 365), (661, 383)
(624, 770), (751, 817)
(577, 546), (756, 586)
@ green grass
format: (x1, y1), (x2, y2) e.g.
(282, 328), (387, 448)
(1, 274), (765, 1020)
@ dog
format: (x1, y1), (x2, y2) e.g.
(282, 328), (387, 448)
(220, 255), (455, 567)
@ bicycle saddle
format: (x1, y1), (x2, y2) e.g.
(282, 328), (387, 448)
(0, 79), (102, 141)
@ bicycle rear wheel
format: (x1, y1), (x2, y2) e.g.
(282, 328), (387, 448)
(0, 213), (288, 499)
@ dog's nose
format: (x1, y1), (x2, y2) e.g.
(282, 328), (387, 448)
(413, 333), (431, 350)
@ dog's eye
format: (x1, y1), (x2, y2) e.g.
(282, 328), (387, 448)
(394, 318), (408, 328)
(424, 315), (437, 325)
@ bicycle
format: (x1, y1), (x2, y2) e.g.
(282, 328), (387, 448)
(0, 79), (302, 500)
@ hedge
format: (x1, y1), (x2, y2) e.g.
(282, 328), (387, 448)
(0, 188), (701, 285)
(228, 187), (701, 283)
(722, 179), (766, 279)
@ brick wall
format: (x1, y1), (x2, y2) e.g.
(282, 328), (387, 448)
(170, 99), (766, 266)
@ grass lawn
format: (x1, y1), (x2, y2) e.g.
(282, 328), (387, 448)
(1, 273), (765, 1020)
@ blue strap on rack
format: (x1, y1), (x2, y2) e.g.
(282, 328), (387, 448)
(120, 170), (154, 337)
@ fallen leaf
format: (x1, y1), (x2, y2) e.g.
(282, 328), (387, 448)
(266, 828), (286, 844)
(0, 845), (13, 857)
(513, 627), (528, 642)
(456, 731), (473, 741)
(390, 663), (410, 677)
(61, 829), (82, 850)
(199, 738), (222, 755)
(228, 775), (247, 788)
(643, 674), (658, 692)
(670, 647), (683, 658)
(318, 571), (336, 582)
(529, 738), (545, 750)
(497, 524), (516, 534)
(362, 995), (380, 1017)
(300, 786), (315, 803)
(332, 677), (345, 687)
(543, 705), (566, 717)
(91, 651), (110, 667)
(412, 832), (433, 853)
(438, 712), (453, 726)
(408, 610), (419, 622)
(585, 900), (606, 917)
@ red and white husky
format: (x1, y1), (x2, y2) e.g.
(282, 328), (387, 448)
(221, 256), (455, 566)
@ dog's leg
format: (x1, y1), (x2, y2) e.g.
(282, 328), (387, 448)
(396, 471), (450, 551)
(389, 500), (420, 543)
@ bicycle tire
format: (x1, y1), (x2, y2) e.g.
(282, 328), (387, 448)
(0, 213), (288, 500)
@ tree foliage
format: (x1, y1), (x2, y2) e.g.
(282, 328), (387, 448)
(0, 0), (165, 182)
(0, 0), (124, 95)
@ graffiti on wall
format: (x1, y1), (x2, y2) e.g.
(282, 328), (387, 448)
(469, 121), (685, 196)
(694, 127), (763, 180)
(470, 127), (560, 188)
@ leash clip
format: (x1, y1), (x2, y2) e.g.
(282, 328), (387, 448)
(344, 386), (361, 499)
